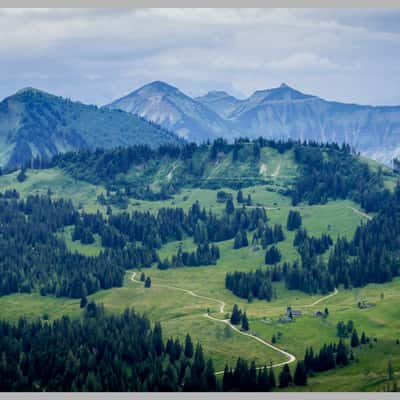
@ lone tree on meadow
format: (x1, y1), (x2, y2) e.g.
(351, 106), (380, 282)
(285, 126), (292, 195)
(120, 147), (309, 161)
(144, 277), (152, 288)
(241, 312), (249, 331)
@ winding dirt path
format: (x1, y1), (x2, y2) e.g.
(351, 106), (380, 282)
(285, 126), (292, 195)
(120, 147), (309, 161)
(130, 272), (339, 374)
(130, 271), (295, 373)
(348, 206), (372, 220)
(301, 287), (339, 308)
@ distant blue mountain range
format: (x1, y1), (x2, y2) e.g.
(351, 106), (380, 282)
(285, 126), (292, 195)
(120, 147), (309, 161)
(108, 81), (400, 165)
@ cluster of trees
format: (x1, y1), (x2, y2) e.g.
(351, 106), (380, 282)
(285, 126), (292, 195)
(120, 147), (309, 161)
(222, 359), (276, 391)
(228, 184), (400, 297)
(0, 194), (127, 298)
(0, 188), (270, 299)
(336, 320), (369, 347)
(286, 210), (302, 231)
(291, 143), (391, 212)
(278, 339), (354, 389)
(77, 200), (267, 251)
(230, 304), (249, 331)
(237, 190), (252, 206)
(293, 229), (333, 257)
(0, 304), (221, 392)
(283, 184), (400, 293)
(222, 336), (355, 391)
(233, 230), (249, 249)
(303, 339), (353, 374)
(158, 243), (220, 269)
(251, 222), (285, 249)
(327, 185), (400, 288)
(265, 246), (282, 265)
(225, 269), (279, 302)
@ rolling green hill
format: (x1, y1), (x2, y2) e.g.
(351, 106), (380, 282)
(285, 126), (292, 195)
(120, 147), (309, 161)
(0, 139), (399, 392)
(0, 87), (182, 168)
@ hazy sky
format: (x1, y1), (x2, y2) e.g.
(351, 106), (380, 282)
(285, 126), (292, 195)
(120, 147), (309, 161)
(1, 8), (400, 106)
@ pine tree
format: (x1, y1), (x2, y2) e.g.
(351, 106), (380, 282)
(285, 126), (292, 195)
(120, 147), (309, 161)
(361, 331), (367, 345)
(265, 245), (281, 265)
(230, 304), (242, 325)
(351, 329), (360, 347)
(279, 364), (292, 388)
(144, 277), (152, 288)
(205, 359), (217, 391)
(269, 368), (276, 389)
(287, 210), (302, 231)
(17, 168), (27, 183)
(225, 199), (235, 215)
(184, 334), (194, 358)
(257, 366), (270, 391)
(222, 365), (232, 391)
(241, 312), (249, 331)
(293, 361), (308, 386)
(80, 296), (88, 308)
(233, 232), (242, 249)
(336, 340), (348, 366)
(242, 230), (249, 247)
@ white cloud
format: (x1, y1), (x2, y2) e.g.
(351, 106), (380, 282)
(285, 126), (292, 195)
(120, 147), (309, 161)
(0, 8), (398, 106)
(264, 53), (361, 72)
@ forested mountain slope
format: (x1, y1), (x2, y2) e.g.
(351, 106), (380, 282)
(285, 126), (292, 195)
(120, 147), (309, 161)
(0, 88), (181, 168)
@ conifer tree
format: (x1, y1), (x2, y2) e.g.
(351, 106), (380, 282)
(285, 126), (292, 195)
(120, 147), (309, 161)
(279, 364), (292, 388)
(361, 331), (367, 345)
(351, 329), (360, 347)
(225, 199), (235, 215)
(80, 296), (88, 308)
(230, 304), (242, 325)
(205, 359), (217, 391)
(293, 361), (308, 386)
(269, 368), (276, 389)
(336, 340), (349, 366)
(265, 245), (281, 265)
(184, 334), (194, 358)
(241, 312), (249, 331)
(287, 210), (302, 231)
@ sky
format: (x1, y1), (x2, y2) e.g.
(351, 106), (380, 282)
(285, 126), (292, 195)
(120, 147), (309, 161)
(1, 8), (400, 106)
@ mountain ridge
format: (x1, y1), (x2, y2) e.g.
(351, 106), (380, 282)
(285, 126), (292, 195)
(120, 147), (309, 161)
(107, 81), (229, 141)
(108, 81), (400, 165)
(0, 87), (182, 168)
